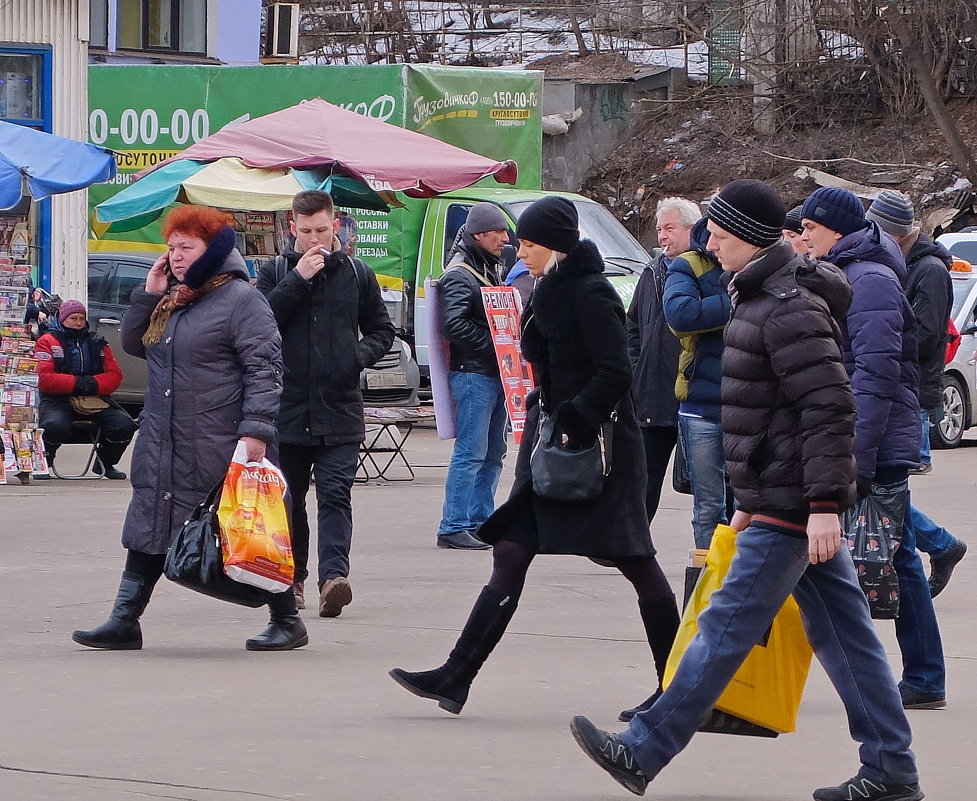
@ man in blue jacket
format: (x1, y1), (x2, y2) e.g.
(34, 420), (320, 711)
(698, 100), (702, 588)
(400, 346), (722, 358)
(801, 186), (947, 710)
(663, 216), (730, 549)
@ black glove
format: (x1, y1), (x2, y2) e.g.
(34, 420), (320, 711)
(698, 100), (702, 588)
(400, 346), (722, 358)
(856, 475), (873, 499)
(553, 401), (598, 451)
(525, 388), (541, 411)
(73, 376), (98, 395)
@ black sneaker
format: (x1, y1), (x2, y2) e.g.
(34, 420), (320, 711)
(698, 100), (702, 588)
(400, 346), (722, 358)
(569, 716), (648, 796)
(928, 539), (967, 598)
(812, 775), (924, 801)
(900, 685), (946, 710)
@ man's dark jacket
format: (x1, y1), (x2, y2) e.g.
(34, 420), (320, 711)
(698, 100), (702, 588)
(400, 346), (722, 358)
(627, 253), (680, 427)
(903, 233), (953, 411)
(722, 240), (856, 524)
(824, 222), (920, 478)
(438, 229), (502, 376)
(256, 240), (395, 445)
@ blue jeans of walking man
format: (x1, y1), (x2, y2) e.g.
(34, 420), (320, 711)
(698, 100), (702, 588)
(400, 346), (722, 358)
(678, 414), (727, 549)
(439, 371), (507, 537)
(895, 493), (946, 697)
(621, 524), (917, 786)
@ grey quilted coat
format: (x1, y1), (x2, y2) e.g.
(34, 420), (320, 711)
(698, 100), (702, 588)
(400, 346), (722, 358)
(119, 251), (283, 555)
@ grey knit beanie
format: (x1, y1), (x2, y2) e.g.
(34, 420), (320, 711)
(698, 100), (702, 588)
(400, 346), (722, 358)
(465, 202), (509, 235)
(866, 190), (915, 237)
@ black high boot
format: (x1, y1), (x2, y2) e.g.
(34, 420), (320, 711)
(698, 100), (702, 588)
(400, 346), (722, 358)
(389, 585), (518, 714)
(245, 588), (309, 651)
(71, 571), (155, 650)
(619, 594), (681, 721)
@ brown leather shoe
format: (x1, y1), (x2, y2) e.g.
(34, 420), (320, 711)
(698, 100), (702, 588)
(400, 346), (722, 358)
(318, 577), (353, 618)
(293, 580), (306, 610)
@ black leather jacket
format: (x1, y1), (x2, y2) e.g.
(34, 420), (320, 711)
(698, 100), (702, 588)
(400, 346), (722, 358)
(438, 233), (502, 376)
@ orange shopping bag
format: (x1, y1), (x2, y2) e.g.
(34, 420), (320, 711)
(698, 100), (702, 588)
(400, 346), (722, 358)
(217, 442), (294, 593)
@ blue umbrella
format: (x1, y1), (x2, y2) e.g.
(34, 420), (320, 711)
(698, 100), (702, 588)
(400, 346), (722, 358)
(0, 120), (116, 210)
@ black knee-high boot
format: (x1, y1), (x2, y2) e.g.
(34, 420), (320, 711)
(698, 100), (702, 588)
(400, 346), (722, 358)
(619, 594), (681, 721)
(71, 570), (157, 650)
(245, 588), (309, 651)
(389, 585), (518, 714)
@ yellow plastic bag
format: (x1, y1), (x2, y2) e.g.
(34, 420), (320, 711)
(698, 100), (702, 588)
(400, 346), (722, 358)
(217, 442), (295, 593)
(663, 524), (813, 734)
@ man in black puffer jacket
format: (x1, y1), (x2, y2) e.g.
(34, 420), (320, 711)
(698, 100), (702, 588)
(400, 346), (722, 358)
(434, 203), (510, 550)
(257, 190), (394, 618)
(569, 181), (922, 801)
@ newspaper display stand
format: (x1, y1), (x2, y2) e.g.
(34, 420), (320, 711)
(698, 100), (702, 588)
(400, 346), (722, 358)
(0, 262), (48, 484)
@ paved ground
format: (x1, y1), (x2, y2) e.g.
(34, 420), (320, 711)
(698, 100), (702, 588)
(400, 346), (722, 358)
(2, 426), (975, 800)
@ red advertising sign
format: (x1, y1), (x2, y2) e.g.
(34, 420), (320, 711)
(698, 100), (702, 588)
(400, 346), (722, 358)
(480, 286), (536, 444)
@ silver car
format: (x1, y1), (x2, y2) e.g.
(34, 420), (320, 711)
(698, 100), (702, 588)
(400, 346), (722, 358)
(87, 253), (419, 409)
(932, 235), (977, 448)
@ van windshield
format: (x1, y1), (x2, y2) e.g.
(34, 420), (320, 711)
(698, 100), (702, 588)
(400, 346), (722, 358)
(505, 200), (650, 273)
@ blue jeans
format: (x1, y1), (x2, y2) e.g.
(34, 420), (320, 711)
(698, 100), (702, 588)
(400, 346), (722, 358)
(918, 409), (932, 466)
(678, 415), (727, 549)
(895, 501), (947, 696)
(909, 504), (956, 557)
(438, 371), (507, 536)
(622, 525), (917, 785)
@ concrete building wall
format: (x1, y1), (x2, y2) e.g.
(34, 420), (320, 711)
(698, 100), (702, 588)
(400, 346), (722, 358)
(542, 71), (678, 193)
(1, 0), (90, 301)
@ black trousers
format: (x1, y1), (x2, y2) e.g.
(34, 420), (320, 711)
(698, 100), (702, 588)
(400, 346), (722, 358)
(40, 400), (137, 467)
(640, 425), (678, 524)
(278, 441), (360, 588)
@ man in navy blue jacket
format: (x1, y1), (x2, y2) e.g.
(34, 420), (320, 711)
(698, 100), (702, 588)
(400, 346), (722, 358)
(802, 187), (947, 710)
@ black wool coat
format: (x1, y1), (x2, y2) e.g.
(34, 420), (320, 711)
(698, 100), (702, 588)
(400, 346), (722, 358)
(722, 241), (857, 521)
(478, 240), (655, 558)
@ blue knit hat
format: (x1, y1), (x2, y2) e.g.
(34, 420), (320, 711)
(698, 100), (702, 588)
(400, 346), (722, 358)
(865, 190), (915, 237)
(801, 187), (867, 236)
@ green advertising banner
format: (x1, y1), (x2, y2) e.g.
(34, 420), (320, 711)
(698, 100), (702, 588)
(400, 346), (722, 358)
(404, 66), (541, 188)
(87, 64), (542, 285)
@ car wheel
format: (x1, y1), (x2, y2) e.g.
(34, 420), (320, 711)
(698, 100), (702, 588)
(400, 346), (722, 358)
(932, 375), (966, 449)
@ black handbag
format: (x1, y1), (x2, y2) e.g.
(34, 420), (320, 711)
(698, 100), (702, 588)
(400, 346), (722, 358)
(671, 438), (692, 495)
(530, 410), (615, 503)
(163, 482), (272, 608)
(841, 479), (908, 620)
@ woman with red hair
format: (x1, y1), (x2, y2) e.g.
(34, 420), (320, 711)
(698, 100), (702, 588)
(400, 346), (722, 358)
(71, 205), (307, 652)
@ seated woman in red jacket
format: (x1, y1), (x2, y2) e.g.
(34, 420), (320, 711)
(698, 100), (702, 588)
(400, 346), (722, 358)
(35, 300), (137, 479)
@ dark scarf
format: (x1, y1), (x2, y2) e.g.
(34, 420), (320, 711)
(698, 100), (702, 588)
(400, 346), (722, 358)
(142, 226), (237, 346)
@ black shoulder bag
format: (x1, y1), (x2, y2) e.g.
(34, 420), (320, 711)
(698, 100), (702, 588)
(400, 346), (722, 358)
(163, 482), (272, 608)
(530, 408), (616, 503)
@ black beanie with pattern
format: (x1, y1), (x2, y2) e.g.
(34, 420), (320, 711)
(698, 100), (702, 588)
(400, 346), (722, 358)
(707, 179), (786, 247)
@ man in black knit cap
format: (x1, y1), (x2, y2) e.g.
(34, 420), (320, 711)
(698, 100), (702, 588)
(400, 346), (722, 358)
(782, 204), (809, 255)
(569, 179), (922, 801)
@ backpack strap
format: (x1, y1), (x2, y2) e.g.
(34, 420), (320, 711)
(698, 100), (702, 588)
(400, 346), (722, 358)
(456, 262), (494, 288)
(274, 254), (288, 285)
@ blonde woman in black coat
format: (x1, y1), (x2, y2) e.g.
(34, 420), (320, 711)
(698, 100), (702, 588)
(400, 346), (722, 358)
(390, 196), (679, 715)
